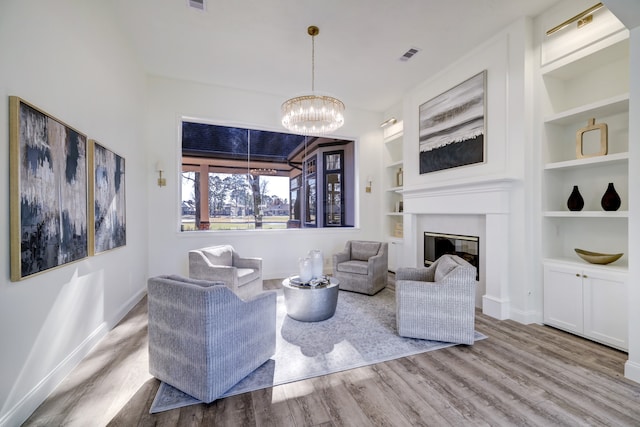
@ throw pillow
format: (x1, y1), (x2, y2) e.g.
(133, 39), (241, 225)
(202, 245), (233, 266)
(434, 256), (458, 282)
(351, 241), (381, 261)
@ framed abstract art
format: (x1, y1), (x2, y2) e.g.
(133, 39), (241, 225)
(9, 96), (88, 281)
(89, 140), (126, 255)
(419, 71), (487, 174)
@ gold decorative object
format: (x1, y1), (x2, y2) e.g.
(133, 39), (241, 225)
(576, 118), (607, 159)
(394, 222), (403, 238)
(574, 248), (623, 265)
(546, 2), (603, 36)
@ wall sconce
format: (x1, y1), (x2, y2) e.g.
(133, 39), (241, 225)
(546, 2), (603, 36)
(156, 161), (166, 187)
(380, 117), (397, 128)
(365, 176), (372, 193)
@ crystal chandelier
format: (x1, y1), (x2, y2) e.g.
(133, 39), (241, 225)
(281, 26), (345, 135)
(249, 168), (277, 176)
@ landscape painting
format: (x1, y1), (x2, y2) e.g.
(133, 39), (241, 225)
(419, 71), (486, 174)
(90, 140), (126, 255)
(9, 97), (88, 281)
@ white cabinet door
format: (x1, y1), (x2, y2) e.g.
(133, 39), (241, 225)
(388, 240), (397, 272)
(543, 261), (628, 351)
(583, 270), (628, 350)
(544, 263), (584, 334)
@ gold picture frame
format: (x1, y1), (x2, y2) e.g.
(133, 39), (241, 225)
(89, 140), (126, 256)
(9, 96), (88, 281)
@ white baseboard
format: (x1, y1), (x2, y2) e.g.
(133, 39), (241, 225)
(107, 287), (147, 329)
(0, 323), (108, 427)
(482, 295), (510, 320)
(509, 308), (542, 325)
(0, 288), (146, 427)
(624, 360), (640, 384)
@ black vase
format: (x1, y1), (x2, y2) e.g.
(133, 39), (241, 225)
(601, 182), (621, 211)
(567, 185), (584, 211)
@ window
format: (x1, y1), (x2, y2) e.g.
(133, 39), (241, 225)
(181, 121), (355, 231)
(324, 151), (344, 226)
(304, 156), (317, 227)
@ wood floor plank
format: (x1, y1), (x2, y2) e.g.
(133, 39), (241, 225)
(309, 372), (373, 427)
(280, 378), (333, 426)
(368, 361), (453, 426)
(250, 385), (296, 427)
(469, 324), (639, 425)
(23, 281), (640, 427)
(428, 344), (582, 426)
(340, 366), (415, 426)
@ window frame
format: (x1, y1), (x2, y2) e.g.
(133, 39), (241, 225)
(179, 119), (356, 232)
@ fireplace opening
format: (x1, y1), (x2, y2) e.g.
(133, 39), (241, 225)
(424, 232), (479, 280)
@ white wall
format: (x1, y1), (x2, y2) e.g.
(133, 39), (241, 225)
(145, 76), (384, 280)
(0, 1), (148, 425)
(400, 19), (538, 322)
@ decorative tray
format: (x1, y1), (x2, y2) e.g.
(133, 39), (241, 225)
(289, 275), (330, 288)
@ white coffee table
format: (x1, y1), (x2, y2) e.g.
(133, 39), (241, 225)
(282, 276), (339, 322)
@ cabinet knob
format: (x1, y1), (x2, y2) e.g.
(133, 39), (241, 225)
(576, 273), (580, 277)
(583, 274), (588, 278)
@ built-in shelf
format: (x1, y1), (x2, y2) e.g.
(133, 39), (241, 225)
(543, 210), (628, 218)
(383, 120), (404, 262)
(543, 257), (628, 272)
(544, 152), (628, 171)
(541, 30), (628, 78)
(537, 3), (629, 352)
(544, 94), (629, 125)
(383, 121), (404, 142)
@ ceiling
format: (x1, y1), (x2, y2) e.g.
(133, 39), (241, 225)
(109, 0), (559, 114)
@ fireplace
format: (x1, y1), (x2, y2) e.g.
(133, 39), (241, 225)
(424, 232), (479, 280)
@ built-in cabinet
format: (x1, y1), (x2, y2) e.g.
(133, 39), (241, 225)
(383, 120), (403, 272)
(537, 4), (629, 350)
(544, 260), (627, 350)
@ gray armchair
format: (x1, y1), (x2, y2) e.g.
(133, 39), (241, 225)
(332, 240), (388, 295)
(189, 245), (262, 300)
(395, 254), (477, 345)
(147, 275), (276, 403)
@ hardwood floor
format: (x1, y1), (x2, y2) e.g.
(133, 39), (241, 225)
(24, 278), (640, 426)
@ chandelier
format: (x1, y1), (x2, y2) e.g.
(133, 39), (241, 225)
(249, 168), (277, 176)
(281, 26), (345, 135)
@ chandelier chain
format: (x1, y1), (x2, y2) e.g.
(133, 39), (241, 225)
(311, 33), (315, 93)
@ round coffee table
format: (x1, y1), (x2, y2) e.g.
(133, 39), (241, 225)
(282, 276), (339, 322)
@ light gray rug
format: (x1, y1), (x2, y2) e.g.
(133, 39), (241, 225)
(150, 287), (486, 413)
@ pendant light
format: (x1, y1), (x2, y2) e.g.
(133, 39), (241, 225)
(281, 26), (345, 135)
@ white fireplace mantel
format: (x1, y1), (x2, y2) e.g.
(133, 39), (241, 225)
(401, 176), (519, 320)
(401, 176), (517, 215)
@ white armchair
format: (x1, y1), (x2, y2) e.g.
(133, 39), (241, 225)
(188, 245), (262, 300)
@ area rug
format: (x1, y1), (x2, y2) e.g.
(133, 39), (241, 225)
(150, 287), (486, 413)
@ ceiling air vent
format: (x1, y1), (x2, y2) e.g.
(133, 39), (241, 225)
(188, 0), (205, 11)
(399, 47), (420, 62)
